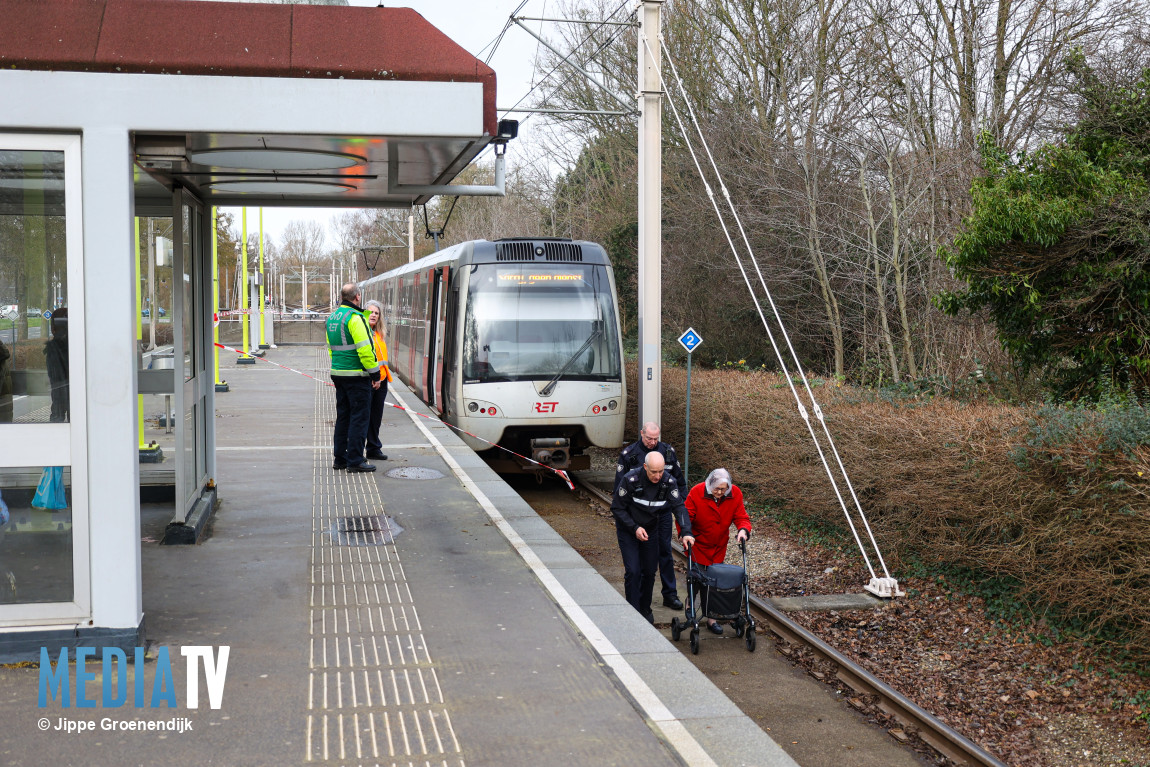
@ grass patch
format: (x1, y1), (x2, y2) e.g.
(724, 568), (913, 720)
(765, 506), (851, 551)
(637, 363), (1150, 665)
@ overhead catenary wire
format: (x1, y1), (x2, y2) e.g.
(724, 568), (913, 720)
(498, 0), (635, 124)
(479, 0), (532, 65)
(640, 33), (898, 592)
(529, 17), (636, 122)
(526, 0), (546, 103)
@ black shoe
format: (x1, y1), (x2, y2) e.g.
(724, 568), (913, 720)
(643, 611), (655, 624)
(707, 622), (724, 635)
(346, 462), (376, 473)
(663, 595), (684, 610)
(365, 451), (388, 461)
(332, 461), (347, 470)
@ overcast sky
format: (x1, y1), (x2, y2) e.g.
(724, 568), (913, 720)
(223, 0), (556, 252)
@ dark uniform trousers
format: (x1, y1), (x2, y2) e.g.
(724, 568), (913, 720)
(367, 380), (389, 454)
(332, 376), (372, 466)
(615, 517), (665, 617)
(611, 467), (690, 620)
(615, 440), (685, 601)
(656, 508), (677, 601)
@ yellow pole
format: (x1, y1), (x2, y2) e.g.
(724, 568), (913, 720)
(258, 208), (266, 347)
(135, 218), (147, 448)
(240, 208), (251, 359)
(212, 207), (222, 385)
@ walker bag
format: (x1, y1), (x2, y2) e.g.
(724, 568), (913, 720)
(688, 562), (746, 619)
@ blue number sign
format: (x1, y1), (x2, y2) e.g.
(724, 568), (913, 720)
(678, 327), (703, 354)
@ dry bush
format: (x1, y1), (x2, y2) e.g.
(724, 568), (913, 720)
(634, 363), (1150, 661)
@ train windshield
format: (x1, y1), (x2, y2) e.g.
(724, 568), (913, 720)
(463, 263), (621, 383)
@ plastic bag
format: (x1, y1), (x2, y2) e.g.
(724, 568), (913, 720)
(32, 466), (67, 510)
(0, 488), (8, 525)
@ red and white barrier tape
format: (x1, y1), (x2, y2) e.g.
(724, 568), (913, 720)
(213, 342), (575, 489)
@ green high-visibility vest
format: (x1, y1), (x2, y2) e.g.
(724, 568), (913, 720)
(326, 305), (380, 377)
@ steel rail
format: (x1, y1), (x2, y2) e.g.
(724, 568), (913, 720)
(572, 474), (1007, 767)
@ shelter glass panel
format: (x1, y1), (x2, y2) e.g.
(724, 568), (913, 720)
(137, 217), (176, 458)
(138, 217), (174, 349)
(0, 150), (70, 425)
(0, 466), (73, 605)
(181, 204), (195, 383)
(0, 134), (84, 623)
(183, 402), (197, 492)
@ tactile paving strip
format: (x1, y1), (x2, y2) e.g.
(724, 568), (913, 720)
(305, 349), (466, 767)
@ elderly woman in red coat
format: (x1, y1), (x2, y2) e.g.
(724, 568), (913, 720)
(679, 468), (752, 634)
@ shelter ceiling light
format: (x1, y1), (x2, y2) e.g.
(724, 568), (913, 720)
(189, 148), (365, 171)
(206, 180), (355, 195)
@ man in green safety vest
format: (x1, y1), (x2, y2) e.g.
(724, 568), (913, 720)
(326, 283), (382, 472)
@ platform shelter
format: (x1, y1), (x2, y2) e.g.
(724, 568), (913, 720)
(0, 0), (503, 658)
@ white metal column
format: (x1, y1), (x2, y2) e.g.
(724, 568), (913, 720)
(203, 206), (217, 482)
(637, 0), (664, 427)
(84, 127), (143, 631)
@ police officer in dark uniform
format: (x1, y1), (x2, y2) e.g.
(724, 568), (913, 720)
(614, 421), (687, 610)
(611, 451), (695, 623)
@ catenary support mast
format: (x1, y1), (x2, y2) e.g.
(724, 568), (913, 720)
(636, 0), (663, 428)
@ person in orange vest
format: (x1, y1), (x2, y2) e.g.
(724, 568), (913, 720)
(364, 300), (394, 462)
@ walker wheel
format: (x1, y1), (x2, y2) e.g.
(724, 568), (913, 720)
(670, 617), (682, 642)
(689, 628), (700, 655)
(745, 625), (757, 652)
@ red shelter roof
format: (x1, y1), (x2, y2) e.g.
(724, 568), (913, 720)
(0, 0), (497, 136)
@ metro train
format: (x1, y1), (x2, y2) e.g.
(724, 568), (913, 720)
(360, 238), (627, 473)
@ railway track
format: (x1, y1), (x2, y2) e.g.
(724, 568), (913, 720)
(572, 474), (1007, 767)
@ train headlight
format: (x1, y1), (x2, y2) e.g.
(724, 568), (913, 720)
(467, 401), (478, 412)
(587, 397), (621, 416)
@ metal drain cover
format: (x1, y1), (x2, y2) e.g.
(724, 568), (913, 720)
(332, 515), (403, 546)
(385, 466), (443, 480)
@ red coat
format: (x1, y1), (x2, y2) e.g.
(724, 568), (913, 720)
(680, 483), (752, 566)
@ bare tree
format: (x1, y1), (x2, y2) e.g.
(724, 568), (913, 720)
(911, 0), (1134, 152)
(330, 208), (412, 278)
(276, 219), (329, 309)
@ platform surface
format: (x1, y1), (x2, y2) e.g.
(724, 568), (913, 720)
(0, 347), (796, 767)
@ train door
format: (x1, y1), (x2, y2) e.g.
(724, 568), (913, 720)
(407, 271), (419, 394)
(418, 269), (432, 403)
(426, 266), (448, 413)
(441, 279), (459, 416)
(384, 277), (398, 367)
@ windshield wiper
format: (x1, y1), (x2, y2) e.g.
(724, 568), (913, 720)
(540, 326), (601, 396)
